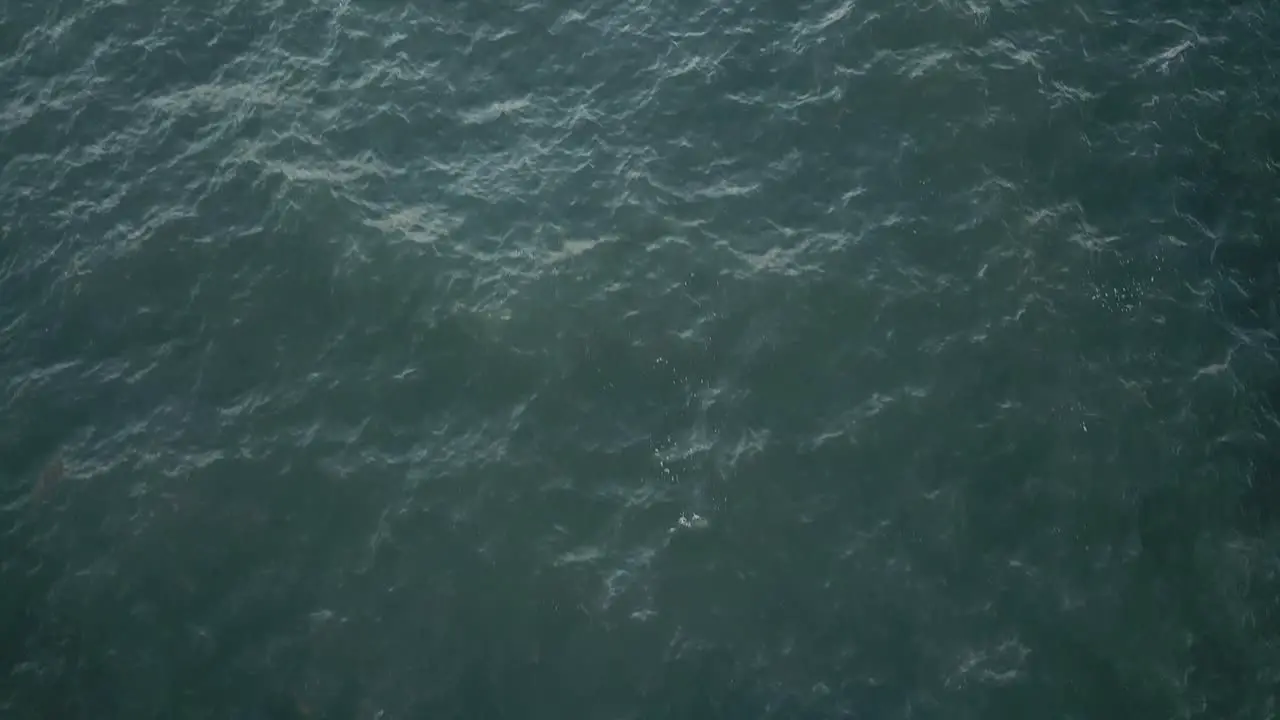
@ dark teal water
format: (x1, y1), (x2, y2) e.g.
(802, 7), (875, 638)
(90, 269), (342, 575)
(3, 0), (1279, 717)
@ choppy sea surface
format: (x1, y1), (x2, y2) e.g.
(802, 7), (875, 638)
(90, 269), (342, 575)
(2, 0), (1279, 717)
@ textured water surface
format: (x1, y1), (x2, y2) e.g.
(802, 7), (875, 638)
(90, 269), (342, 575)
(2, 0), (1280, 717)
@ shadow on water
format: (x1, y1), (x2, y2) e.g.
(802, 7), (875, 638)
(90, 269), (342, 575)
(1131, 120), (1280, 719)
(1189, 139), (1280, 531)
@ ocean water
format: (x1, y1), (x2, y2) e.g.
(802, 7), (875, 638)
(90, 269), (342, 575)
(2, 0), (1279, 717)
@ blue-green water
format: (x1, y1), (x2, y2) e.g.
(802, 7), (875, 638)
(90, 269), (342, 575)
(2, 0), (1279, 717)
